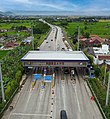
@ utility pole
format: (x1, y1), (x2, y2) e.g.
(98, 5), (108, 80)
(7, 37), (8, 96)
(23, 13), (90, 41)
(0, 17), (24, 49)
(0, 62), (5, 102)
(77, 26), (80, 51)
(103, 61), (107, 85)
(32, 26), (34, 50)
(106, 71), (110, 106)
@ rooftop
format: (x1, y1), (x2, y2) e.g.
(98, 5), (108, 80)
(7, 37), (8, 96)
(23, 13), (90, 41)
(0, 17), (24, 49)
(93, 44), (109, 55)
(21, 51), (89, 62)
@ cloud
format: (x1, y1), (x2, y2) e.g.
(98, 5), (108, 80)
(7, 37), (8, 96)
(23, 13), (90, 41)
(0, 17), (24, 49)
(0, 0), (110, 15)
(37, 3), (65, 10)
(13, 0), (32, 4)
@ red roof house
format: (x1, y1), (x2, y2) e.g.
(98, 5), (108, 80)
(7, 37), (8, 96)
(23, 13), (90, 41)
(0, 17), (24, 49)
(80, 35), (105, 47)
(4, 41), (18, 48)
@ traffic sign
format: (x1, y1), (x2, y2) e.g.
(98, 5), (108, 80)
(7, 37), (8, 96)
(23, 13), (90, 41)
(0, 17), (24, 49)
(44, 75), (52, 82)
(33, 74), (42, 80)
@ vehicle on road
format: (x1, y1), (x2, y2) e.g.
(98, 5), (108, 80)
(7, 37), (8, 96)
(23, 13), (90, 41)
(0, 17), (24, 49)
(64, 68), (70, 74)
(9, 106), (13, 111)
(46, 41), (48, 43)
(61, 47), (65, 51)
(60, 110), (68, 119)
(51, 39), (53, 41)
(71, 69), (74, 76)
(36, 47), (40, 51)
(48, 45), (51, 48)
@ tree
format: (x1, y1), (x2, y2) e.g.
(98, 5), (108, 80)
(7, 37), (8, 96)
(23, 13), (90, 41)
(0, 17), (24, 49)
(84, 25), (88, 30)
(87, 54), (93, 64)
(93, 65), (101, 77)
(84, 32), (90, 38)
(60, 21), (68, 26)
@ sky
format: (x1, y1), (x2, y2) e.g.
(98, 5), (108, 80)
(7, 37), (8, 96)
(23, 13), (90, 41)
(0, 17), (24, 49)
(0, 0), (110, 15)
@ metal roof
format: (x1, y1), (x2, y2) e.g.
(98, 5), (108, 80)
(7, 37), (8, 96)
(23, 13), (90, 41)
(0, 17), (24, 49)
(21, 51), (89, 62)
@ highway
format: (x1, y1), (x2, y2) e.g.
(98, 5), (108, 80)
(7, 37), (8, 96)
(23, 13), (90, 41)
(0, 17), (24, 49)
(40, 26), (57, 51)
(2, 21), (103, 119)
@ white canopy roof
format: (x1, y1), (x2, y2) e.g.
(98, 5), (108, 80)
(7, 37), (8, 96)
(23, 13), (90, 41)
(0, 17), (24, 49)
(21, 51), (89, 62)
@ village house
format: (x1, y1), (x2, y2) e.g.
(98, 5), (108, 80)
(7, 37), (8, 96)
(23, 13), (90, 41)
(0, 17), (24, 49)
(4, 41), (19, 49)
(92, 44), (110, 66)
(80, 35), (105, 47)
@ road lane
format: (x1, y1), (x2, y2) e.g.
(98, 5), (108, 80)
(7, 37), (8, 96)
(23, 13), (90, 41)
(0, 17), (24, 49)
(75, 68), (103, 119)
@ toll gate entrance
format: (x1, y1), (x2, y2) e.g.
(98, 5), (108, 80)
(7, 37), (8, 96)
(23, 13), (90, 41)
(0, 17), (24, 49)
(21, 51), (89, 68)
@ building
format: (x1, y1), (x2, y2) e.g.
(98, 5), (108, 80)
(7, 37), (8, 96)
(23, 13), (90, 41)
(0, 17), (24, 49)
(93, 44), (110, 65)
(4, 41), (19, 49)
(21, 36), (34, 45)
(80, 35), (105, 47)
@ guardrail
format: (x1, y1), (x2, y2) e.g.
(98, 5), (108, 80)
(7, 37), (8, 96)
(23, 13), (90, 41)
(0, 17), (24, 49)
(0, 87), (18, 118)
(0, 74), (28, 118)
(55, 27), (58, 39)
(87, 80), (108, 119)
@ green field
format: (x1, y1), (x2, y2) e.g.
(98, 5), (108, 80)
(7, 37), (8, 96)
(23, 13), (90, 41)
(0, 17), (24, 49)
(65, 21), (110, 38)
(0, 20), (31, 29)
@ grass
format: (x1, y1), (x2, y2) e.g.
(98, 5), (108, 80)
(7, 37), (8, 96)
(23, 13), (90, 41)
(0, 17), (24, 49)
(0, 22), (31, 29)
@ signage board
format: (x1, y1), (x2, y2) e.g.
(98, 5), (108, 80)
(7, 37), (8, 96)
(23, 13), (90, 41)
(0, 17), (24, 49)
(33, 74), (42, 80)
(44, 75), (52, 82)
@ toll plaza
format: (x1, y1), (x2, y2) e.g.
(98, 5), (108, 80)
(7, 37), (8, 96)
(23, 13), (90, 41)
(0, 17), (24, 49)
(21, 51), (89, 85)
(21, 51), (89, 67)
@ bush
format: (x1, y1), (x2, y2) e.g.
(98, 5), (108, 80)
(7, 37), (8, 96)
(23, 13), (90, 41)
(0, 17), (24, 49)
(15, 70), (22, 83)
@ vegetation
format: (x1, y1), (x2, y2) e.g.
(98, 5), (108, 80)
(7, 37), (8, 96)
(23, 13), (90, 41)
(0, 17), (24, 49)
(0, 50), (10, 59)
(33, 21), (50, 34)
(51, 19), (110, 39)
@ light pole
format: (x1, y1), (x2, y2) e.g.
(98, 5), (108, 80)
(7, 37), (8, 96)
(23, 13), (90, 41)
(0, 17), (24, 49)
(0, 62), (5, 102)
(105, 71), (110, 106)
(77, 26), (80, 51)
(103, 61), (107, 85)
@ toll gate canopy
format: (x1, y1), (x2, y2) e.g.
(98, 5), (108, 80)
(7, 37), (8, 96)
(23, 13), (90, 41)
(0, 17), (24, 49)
(21, 51), (89, 67)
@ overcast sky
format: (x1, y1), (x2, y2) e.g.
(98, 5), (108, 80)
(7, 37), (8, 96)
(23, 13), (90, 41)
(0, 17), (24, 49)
(0, 0), (110, 15)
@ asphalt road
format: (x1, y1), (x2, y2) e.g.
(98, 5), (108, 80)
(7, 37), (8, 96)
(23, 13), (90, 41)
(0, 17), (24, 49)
(52, 68), (103, 119)
(2, 21), (103, 119)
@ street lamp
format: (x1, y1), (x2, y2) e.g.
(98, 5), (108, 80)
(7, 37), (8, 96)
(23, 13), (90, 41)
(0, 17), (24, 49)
(31, 26), (34, 50)
(0, 62), (5, 102)
(103, 61), (107, 85)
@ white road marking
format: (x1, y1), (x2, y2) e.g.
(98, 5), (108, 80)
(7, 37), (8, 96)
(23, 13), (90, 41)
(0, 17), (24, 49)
(62, 80), (66, 110)
(75, 86), (81, 112)
(12, 112), (51, 117)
